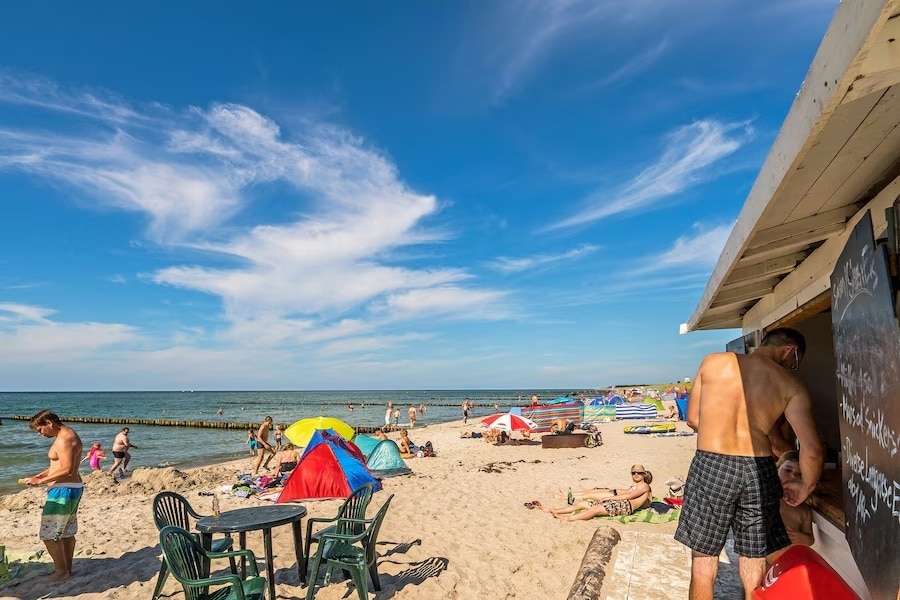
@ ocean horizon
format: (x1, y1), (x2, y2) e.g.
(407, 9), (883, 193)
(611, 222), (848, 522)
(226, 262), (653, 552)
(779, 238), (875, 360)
(0, 388), (582, 495)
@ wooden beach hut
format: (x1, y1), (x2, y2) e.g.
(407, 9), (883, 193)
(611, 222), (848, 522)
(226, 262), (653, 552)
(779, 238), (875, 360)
(682, 2), (900, 598)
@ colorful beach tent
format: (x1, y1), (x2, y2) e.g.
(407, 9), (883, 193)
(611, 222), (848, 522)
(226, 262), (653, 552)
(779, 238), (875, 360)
(606, 395), (626, 405)
(352, 435), (411, 478)
(277, 429), (381, 503)
(643, 398), (665, 412)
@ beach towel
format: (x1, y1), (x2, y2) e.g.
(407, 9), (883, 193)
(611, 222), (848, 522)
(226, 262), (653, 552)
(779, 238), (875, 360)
(601, 499), (681, 524)
(614, 505), (681, 524)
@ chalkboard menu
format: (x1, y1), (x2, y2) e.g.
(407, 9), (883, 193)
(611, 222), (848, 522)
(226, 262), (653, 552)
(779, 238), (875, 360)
(830, 210), (900, 600)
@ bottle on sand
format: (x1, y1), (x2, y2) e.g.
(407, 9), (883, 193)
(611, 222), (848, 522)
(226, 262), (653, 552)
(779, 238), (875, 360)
(212, 494), (220, 517)
(567, 487), (574, 505)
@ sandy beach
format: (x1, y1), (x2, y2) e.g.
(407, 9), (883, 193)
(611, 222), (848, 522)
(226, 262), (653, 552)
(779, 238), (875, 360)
(0, 418), (709, 600)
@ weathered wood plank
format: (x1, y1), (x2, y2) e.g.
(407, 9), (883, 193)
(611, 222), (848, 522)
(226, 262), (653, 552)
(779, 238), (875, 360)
(789, 86), (900, 220)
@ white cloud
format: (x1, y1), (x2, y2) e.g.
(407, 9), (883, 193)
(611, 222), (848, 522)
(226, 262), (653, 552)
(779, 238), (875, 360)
(547, 119), (752, 230)
(0, 74), (513, 357)
(590, 38), (670, 88)
(0, 303), (139, 363)
(643, 223), (733, 272)
(466, 0), (660, 104)
(487, 243), (599, 273)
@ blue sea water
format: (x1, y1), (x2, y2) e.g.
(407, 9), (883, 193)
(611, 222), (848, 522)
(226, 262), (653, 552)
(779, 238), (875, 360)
(0, 389), (566, 495)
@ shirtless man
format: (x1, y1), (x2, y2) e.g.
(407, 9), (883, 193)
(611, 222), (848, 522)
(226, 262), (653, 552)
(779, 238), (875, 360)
(108, 427), (138, 476)
(23, 410), (84, 581)
(253, 416), (276, 474)
(408, 405), (417, 427)
(675, 328), (823, 600)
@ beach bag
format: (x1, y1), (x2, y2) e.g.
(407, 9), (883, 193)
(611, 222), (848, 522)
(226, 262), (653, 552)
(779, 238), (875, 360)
(422, 441), (435, 457)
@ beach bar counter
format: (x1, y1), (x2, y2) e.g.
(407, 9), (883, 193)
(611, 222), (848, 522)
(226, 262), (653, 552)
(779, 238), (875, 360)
(681, 2), (900, 598)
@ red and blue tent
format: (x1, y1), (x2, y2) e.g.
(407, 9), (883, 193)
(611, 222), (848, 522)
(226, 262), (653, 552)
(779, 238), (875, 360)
(277, 429), (381, 502)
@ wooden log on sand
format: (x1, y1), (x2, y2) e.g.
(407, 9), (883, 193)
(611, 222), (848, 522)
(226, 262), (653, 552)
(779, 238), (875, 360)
(567, 525), (621, 600)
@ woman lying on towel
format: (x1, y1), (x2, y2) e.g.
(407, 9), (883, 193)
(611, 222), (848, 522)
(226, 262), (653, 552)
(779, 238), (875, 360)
(541, 465), (652, 520)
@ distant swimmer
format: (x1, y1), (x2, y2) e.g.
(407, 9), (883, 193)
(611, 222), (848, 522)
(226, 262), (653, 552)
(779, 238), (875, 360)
(216, 407), (224, 415)
(348, 404), (355, 413)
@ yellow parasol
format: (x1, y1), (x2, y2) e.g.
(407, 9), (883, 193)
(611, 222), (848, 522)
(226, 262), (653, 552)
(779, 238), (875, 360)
(284, 416), (355, 448)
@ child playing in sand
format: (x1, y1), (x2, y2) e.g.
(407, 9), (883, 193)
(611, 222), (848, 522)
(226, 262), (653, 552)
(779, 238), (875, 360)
(81, 443), (106, 471)
(768, 450), (814, 562)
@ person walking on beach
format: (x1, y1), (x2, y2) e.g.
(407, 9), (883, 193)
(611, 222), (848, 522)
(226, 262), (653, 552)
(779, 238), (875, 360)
(22, 410), (83, 581)
(253, 416), (276, 474)
(461, 398), (470, 425)
(108, 427), (138, 477)
(675, 328), (823, 599)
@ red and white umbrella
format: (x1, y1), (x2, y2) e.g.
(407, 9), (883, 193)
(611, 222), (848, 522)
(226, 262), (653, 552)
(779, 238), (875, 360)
(480, 412), (538, 432)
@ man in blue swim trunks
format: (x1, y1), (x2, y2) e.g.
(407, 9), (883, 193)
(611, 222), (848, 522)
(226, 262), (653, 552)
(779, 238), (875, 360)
(23, 410), (84, 581)
(675, 328), (823, 599)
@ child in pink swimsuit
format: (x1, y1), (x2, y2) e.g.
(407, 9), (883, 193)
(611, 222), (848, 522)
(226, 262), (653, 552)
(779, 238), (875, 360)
(81, 443), (106, 470)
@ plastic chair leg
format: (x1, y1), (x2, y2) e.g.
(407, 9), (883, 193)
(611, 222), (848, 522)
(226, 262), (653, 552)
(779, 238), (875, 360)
(228, 554), (238, 575)
(324, 563), (336, 585)
(151, 559), (168, 600)
(351, 567), (368, 600)
(305, 554), (324, 600)
(368, 562), (381, 591)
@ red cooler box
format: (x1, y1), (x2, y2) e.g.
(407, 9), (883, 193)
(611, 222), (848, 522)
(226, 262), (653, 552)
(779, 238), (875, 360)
(752, 546), (860, 600)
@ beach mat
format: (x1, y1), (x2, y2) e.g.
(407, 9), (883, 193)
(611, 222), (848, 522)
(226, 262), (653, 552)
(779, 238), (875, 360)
(614, 505), (681, 524)
(588, 498), (681, 524)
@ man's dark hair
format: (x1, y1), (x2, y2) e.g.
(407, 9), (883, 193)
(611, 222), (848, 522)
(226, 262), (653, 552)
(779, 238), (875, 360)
(30, 409), (62, 430)
(761, 327), (806, 355)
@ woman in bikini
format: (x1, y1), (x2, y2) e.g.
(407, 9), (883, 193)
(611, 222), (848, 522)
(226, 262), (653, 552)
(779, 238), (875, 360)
(540, 465), (653, 520)
(273, 443), (299, 474)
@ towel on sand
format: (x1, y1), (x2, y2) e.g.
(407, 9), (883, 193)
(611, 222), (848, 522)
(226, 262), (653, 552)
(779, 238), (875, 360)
(599, 498), (681, 524)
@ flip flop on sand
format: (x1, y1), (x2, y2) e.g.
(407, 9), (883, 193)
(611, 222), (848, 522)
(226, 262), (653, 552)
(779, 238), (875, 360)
(524, 500), (542, 509)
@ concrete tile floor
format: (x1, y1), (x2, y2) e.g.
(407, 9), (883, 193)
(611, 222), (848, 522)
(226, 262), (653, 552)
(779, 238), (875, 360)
(603, 531), (744, 599)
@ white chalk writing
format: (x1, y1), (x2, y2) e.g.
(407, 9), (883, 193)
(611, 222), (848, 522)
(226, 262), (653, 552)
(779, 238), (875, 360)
(832, 242), (878, 321)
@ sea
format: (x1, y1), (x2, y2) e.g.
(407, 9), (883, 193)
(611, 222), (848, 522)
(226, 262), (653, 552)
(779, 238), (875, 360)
(0, 389), (570, 495)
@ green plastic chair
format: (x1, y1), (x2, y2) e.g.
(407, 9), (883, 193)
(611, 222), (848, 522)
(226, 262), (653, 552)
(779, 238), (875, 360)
(304, 483), (374, 560)
(305, 494), (394, 600)
(152, 492), (237, 600)
(159, 526), (266, 600)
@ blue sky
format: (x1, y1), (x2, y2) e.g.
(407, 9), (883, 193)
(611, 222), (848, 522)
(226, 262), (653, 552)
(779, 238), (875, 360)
(0, 1), (838, 391)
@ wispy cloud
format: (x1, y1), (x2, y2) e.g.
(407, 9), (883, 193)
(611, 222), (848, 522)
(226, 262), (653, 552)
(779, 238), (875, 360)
(546, 119), (752, 231)
(638, 223), (732, 273)
(587, 38), (669, 89)
(487, 244), (599, 273)
(0, 303), (139, 363)
(464, 0), (658, 105)
(0, 73), (512, 354)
